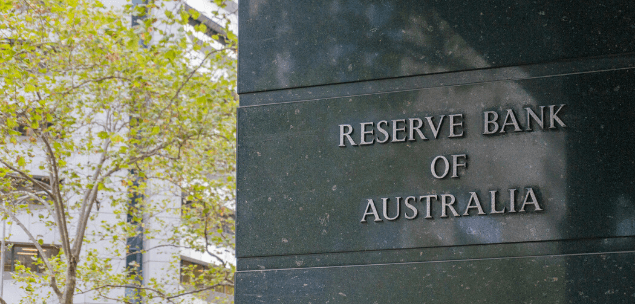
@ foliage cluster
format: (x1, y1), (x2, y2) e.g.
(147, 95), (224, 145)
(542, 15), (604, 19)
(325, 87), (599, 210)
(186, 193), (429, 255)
(0, 0), (236, 303)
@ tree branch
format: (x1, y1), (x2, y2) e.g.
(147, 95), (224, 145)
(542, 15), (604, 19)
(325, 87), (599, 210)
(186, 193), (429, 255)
(38, 132), (73, 257)
(0, 154), (72, 260)
(203, 201), (229, 267)
(76, 284), (174, 304)
(58, 76), (131, 97)
(159, 48), (224, 115)
(75, 282), (234, 302)
(72, 138), (111, 257)
(0, 202), (62, 299)
(0, 159), (54, 199)
(165, 282), (234, 300)
(13, 190), (55, 214)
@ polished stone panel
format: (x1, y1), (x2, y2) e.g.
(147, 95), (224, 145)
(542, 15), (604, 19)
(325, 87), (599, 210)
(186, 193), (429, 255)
(237, 68), (635, 258)
(239, 55), (635, 107)
(236, 250), (635, 303)
(237, 237), (635, 271)
(237, 1), (635, 302)
(239, 0), (635, 93)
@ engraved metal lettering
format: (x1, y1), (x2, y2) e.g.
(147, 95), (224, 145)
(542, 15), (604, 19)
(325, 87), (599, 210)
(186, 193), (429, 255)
(451, 154), (467, 178)
(440, 194), (460, 217)
(339, 124), (357, 147)
(404, 196), (418, 219)
(520, 188), (543, 212)
(431, 156), (450, 179)
(420, 195), (437, 219)
(361, 199), (382, 222)
(490, 190), (505, 214)
(408, 118), (427, 141)
(359, 122), (374, 145)
(383, 197), (400, 220)
(525, 106), (545, 131)
(362, 187), (541, 223)
(392, 119), (407, 142)
(376, 120), (390, 143)
(549, 104), (567, 129)
(426, 115), (444, 139)
(463, 192), (486, 215)
(499, 109), (522, 133)
(483, 111), (499, 134)
(448, 114), (464, 138)
(508, 188), (517, 213)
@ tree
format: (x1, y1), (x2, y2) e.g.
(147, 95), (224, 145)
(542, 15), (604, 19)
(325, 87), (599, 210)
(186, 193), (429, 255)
(0, 0), (236, 302)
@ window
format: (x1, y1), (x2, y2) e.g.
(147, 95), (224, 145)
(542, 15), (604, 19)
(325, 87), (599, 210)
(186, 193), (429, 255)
(180, 259), (208, 286)
(2, 243), (59, 273)
(6, 174), (52, 205)
(183, 3), (229, 44)
(180, 259), (233, 295)
(181, 198), (193, 215)
(13, 122), (54, 137)
(215, 284), (234, 295)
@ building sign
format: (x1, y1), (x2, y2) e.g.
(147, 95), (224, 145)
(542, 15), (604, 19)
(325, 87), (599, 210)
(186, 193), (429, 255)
(238, 69), (635, 257)
(336, 105), (566, 223)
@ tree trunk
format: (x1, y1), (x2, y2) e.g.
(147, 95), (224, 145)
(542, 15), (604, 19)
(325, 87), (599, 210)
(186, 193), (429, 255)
(61, 257), (78, 304)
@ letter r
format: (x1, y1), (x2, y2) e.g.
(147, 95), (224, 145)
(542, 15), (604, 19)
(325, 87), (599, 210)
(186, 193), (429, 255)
(339, 124), (357, 147)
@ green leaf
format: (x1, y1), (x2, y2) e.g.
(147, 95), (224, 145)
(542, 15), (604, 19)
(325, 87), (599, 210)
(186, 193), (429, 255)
(164, 49), (176, 60)
(0, 0), (238, 297)
(188, 9), (200, 20)
(97, 131), (108, 139)
(227, 30), (237, 42)
(195, 23), (207, 33)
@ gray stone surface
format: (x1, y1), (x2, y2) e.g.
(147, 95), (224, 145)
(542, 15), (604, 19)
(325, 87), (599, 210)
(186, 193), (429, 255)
(236, 0), (635, 302)
(239, 0), (635, 93)
(237, 250), (635, 303)
(238, 68), (635, 258)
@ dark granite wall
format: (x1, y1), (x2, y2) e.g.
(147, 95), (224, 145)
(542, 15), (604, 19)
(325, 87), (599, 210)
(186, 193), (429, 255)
(237, 1), (635, 302)
(239, 0), (635, 93)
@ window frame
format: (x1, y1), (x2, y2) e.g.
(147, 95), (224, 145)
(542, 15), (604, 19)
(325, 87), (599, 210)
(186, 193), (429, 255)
(2, 242), (59, 273)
